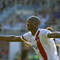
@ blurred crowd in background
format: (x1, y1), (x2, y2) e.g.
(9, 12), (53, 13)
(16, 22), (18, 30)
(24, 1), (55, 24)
(0, 0), (60, 60)
(0, 48), (8, 60)
(0, 0), (15, 13)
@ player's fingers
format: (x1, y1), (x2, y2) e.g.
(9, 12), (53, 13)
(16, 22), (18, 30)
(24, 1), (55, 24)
(25, 42), (32, 47)
(24, 43), (29, 48)
(24, 41), (32, 47)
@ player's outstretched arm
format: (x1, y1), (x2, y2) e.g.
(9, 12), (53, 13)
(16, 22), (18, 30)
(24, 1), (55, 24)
(47, 32), (60, 38)
(0, 35), (32, 47)
(0, 35), (24, 42)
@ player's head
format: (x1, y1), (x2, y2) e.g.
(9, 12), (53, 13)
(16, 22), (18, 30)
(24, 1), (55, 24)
(46, 27), (53, 32)
(27, 16), (40, 31)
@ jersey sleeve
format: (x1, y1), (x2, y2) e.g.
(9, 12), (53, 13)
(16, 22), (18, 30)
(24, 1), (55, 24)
(55, 38), (60, 46)
(39, 29), (51, 38)
(21, 32), (31, 42)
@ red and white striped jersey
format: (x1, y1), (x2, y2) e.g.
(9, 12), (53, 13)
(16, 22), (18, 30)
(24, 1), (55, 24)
(21, 28), (59, 60)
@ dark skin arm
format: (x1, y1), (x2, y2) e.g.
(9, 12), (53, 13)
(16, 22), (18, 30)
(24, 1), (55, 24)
(47, 32), (60, 38)
(0, 35), (32, 47)
(0, 35), (24, 42)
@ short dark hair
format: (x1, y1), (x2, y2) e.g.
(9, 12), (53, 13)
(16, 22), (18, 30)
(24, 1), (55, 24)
(27, 16), (40, 27)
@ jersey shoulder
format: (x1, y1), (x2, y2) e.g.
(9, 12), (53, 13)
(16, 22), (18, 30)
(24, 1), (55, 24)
(23, 31), (32, 37)
(37, 28), (51, 36)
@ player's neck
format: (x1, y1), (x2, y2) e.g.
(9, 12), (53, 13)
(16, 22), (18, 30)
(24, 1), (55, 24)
(31, 28), (38, 36)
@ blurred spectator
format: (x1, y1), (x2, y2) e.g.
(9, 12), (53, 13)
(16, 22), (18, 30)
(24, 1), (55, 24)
(1, 49), (5, 60)
(9, 20), (14, 27)
(53, 6), (59, 19)
(39, 9), (48, 28)
(5, 0), (9, 8)
(0, 48), (8, 60)
(5, 48), (8, 59)
(0, 0), (15, 13)
(0, 24), (2, 32)
(45, 8), (57, 27)
(0, 0), (3, 13)
(3, 0), (6, 9)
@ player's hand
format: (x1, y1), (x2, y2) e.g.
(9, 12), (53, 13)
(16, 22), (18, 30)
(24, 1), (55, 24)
(24, 43), (30, 48)
(24, 41), (32, 47)
(21, 38), (32, 47)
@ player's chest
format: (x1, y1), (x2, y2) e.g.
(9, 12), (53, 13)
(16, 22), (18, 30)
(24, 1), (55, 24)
(30, 36), (36, 45)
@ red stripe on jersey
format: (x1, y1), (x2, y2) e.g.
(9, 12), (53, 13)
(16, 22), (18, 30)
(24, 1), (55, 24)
(35, 31), (48, 60)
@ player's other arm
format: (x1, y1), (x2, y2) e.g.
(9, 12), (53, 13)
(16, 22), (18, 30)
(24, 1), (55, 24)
(0, 35), (24, 42)
(47, 32), (60, 38)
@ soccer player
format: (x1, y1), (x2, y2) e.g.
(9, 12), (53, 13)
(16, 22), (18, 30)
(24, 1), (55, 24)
(0, 16), (60, 60)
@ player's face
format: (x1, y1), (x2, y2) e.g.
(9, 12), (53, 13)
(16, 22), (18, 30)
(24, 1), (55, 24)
(27, 23), (34, 31)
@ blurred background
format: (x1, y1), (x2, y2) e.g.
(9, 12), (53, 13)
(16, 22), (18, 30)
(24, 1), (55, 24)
(0, 0), (60, 60)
